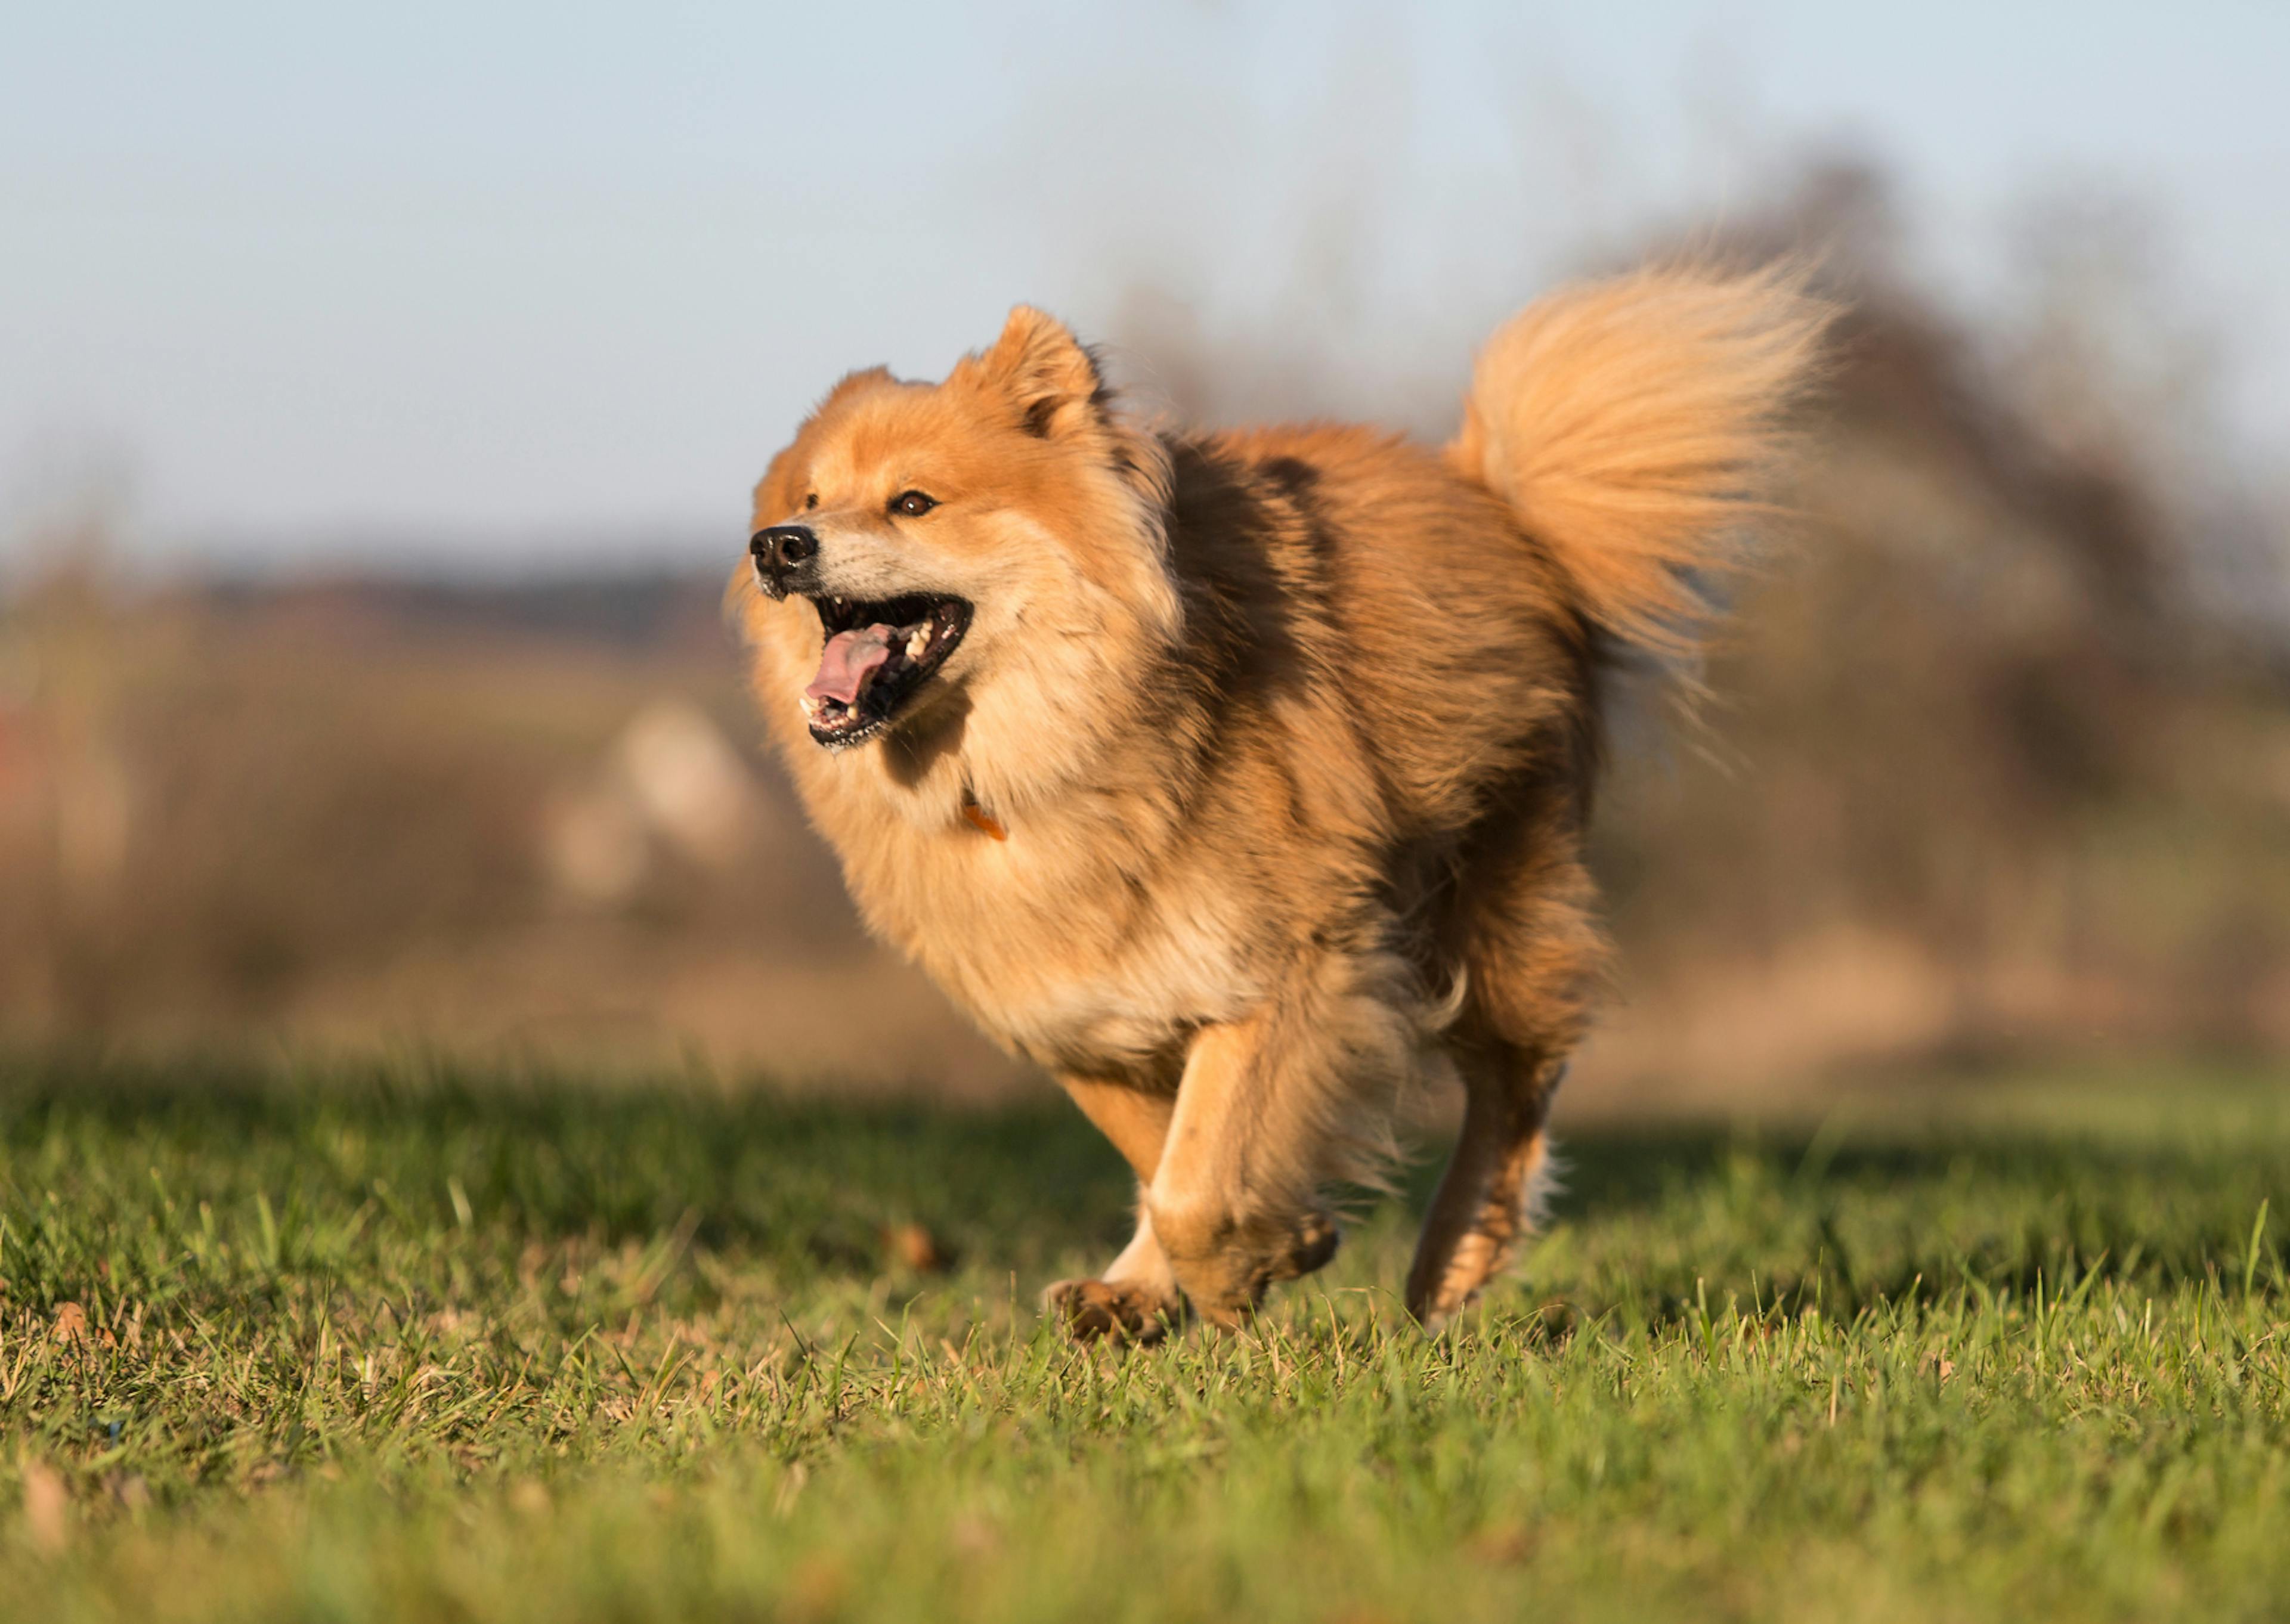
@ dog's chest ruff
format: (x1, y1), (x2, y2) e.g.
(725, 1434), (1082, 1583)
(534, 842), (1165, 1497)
(860, 813), (1257, 1077)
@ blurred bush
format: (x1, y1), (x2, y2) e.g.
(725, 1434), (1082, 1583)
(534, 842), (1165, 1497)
(0, 565), (1019, 1091)
(1589, 171), (2290, 1090)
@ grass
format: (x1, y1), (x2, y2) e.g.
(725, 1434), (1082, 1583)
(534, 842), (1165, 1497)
(2, 1051), (2286, 1623)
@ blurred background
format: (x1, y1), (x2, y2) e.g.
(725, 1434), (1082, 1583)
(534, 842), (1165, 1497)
(5, 2), (2289, 1107)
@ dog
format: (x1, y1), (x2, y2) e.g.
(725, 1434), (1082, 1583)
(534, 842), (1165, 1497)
(735, 264), (1829, 1337)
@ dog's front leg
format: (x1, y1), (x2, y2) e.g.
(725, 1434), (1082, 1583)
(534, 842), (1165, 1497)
(1147, 952), (1415, 1325)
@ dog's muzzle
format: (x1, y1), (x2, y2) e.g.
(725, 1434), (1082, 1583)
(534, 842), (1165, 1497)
(750, 524), (820, 600)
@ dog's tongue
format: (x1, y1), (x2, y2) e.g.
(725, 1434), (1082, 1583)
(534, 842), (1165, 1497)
(806, 624), (896, 706)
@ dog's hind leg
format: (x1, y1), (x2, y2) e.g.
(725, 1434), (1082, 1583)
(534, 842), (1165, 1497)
(1045, 1076), (1187, 1343)
(1405, 841), (1604, 1329)
(1405, 1039), (1567, 1328)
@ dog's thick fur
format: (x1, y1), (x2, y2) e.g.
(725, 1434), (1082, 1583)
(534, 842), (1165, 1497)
(737, 264), (1829, 1335)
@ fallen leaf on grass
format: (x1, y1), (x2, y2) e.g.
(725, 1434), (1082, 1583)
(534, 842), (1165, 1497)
(23, 1461), (69, 1552)
(1468, 1522), (1537, 1564)
(882, 1222), (950, 1273)
(949, 1513), (999, 1555)
(785, 1554), (849, 1623)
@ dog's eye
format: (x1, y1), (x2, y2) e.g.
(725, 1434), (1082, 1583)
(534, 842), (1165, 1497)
(804, 492), (818, 510)
(890, 490), (937, 519)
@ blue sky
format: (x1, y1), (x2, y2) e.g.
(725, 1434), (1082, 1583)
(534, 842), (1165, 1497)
(4, 1), (2286, 572)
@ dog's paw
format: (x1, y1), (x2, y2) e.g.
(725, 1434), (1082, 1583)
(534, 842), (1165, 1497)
(1152, 1204), (1344, 1328)
(1044, 1277), (1185, 1344)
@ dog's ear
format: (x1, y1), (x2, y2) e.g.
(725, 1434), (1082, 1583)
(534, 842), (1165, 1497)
(968, 306), (1107, 439)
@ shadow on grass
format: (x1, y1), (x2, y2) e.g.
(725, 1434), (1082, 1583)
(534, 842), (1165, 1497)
(4, 1048), (2282, 1317)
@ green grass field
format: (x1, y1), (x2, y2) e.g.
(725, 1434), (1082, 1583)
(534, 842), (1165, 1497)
(2, 1052), (2286, 1623)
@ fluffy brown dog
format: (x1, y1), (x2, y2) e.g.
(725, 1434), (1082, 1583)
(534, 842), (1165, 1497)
(736, 264), (1828, 1337)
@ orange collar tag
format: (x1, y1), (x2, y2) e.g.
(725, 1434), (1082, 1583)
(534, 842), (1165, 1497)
(961, 797), (1008, 841)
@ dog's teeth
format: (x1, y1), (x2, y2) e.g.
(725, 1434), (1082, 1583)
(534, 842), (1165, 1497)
(905, 627), (930, 661)
(801, 693), (823, 717)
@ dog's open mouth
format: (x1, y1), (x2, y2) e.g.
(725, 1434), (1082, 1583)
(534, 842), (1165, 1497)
(801, 593), (972, 747)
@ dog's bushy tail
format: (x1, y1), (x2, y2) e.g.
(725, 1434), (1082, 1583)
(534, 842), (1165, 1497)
(1447, 261), (1833, 658)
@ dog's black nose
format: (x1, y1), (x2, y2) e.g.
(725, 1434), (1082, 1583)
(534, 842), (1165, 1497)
(750, 525), (819, 599)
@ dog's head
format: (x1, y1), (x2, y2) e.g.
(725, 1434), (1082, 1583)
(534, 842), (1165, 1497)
(741, 308), (1179, 768)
